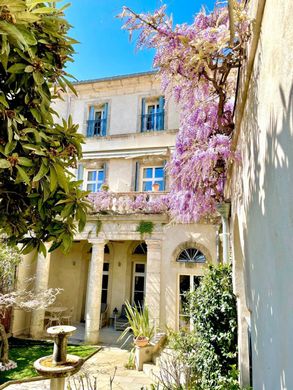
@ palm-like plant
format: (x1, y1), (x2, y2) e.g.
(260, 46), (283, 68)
(118, 300), (155, 344)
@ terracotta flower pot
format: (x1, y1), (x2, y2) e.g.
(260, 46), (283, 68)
(134, 336), (149, 347)
(152, 183), (160, 192)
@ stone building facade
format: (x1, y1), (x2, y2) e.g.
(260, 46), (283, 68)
(12, 71), (219, 344)
(227, 1), (293, 389)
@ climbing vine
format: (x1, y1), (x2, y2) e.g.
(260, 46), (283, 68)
(120, 2), (250, 222)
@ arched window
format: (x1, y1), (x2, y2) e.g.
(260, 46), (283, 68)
(176, 248), (206, 264)
(133, 242), (147, 255)
(104, 244), (110, 254)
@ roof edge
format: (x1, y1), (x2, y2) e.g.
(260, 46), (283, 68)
(73, 70), (158, 86)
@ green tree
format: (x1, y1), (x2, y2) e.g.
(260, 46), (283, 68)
(0, 1), (90, 254)
(188, 264), (238, 389)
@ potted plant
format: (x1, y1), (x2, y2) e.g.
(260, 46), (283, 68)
(118, 300), (154, 348)
(100, 183), (109, 192)
(152, 182), (160, 192)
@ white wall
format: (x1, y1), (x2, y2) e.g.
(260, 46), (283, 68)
(229, 1), (293, 388)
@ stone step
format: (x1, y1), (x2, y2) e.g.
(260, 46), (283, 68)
(143, 362), (160, 383)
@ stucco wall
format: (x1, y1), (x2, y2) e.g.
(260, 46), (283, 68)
(229, 1), (293, 388)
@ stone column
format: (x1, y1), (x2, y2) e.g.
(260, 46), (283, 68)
(30, 247), (51, 339)
(145, 239), (162, 329)
(84, 239), (106, 344)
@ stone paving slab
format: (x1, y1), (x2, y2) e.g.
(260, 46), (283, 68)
(5, 347), (154, 390)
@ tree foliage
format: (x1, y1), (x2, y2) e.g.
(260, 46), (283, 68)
(0, 1), (90, 254)
(120, 2), (250, 222)
(188, 264), (238, 389)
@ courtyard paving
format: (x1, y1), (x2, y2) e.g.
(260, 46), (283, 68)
(4, 347), (154, 390)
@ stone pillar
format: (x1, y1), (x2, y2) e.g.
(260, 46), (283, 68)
(84, 239), (106, 344)
(145, 239), (162, 329)
(30, 247), (51, 339)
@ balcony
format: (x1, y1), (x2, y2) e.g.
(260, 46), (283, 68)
(141, 112), (164, 132)
(87, 118), (107, 137)
(88, 191), (169, 215)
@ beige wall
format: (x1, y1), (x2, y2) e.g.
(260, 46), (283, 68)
(228, 1), (293, 388)
(161, 223), (218, 329)
(12, 251), (37, 336)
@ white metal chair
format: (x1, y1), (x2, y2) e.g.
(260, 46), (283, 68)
(60, 307), (74, 325)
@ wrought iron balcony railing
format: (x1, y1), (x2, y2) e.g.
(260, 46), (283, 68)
(141, 111), (165, 132)
(87, 118), (107, 137)
(88, 191), (169, 215)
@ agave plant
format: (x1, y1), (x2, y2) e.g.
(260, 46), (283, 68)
(118, 300), (155, 345)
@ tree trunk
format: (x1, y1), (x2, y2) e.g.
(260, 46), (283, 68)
(0, 323), (9, 364)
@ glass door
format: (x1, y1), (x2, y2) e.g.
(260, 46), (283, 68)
(132, 262), (146, 307)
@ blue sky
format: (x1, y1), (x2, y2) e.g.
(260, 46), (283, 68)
(63, 1), (215, 81)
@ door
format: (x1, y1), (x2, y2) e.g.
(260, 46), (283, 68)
(132, 262), (146, 307)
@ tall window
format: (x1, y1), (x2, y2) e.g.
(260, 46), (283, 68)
(101, 262), (109, 304)
(141, 166), (164, 191)
(141, 96), (165, 132)
(87, 103), (108, 137)
(179, 275), (201, 330)
(85, 169), (104, 192)
(132, 263), (146, 307)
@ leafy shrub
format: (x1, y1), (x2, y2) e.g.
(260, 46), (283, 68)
(165, 264), (247, 390)
(187, 264), (238, 388)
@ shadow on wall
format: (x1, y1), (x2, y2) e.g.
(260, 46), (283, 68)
(236, 46), (293, 389)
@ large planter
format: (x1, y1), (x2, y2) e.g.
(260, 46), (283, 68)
(134, 336), (149, 348)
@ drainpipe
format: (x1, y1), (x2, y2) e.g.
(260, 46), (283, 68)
(216, 202), (231, 264)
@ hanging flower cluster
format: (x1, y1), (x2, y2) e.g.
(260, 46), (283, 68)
(119, 2), (249, 222)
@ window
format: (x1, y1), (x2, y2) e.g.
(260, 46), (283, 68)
(85, 169), (105, 192)
(141, 166), (165, 192)
(141, 96), (165, 132)
(101, 262), (109, 304)
(132, 262), (146, 307)
(133, 242), (147, 255)
(177, 248), (206, 264)
(87, 103), (108, 137)
(179, 275), (201, 330)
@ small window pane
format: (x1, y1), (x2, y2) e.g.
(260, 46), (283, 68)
(101, 290), (107, 304)
(155, 167), (164, 178)
(143, 168), (153, 179)
(103, 263), (109, 272)
(135, 264), (145, 273)
(95, 111), (102, 120)
(102, 275), (109, 289)
(143, 181), (153, 191)
(158, 181), (164, 191)
(179, 275), (190, 294)
(87, 183), (95, 192)
(147, 105), (155, 114)
(98, 170), (104, 181)
(87, 171), (96, 181)
(134, 292), (144, 307)
(134, 276), (145, 291)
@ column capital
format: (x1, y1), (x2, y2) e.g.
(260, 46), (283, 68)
(88, 238), (108, 246)
(145, 239), (162, 250)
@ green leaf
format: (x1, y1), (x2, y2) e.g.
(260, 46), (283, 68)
(33, 71), (44, 85)
(33, 161), (49, 182)
(16, 165), (30, 184)
(49, 165), (58, 192)
(53, 163), (68, 192)
(7, 63), (27, 74)
(0, 93), (9, 108)
(18, 157), (33, 167)
(0, 21), (27, 48)
(30, 108), (42, 123)
(4, 141), (17, 155)
(0, 159), (10, 168)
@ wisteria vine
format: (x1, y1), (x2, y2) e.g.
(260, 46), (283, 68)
(119, 2), (250, 222)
